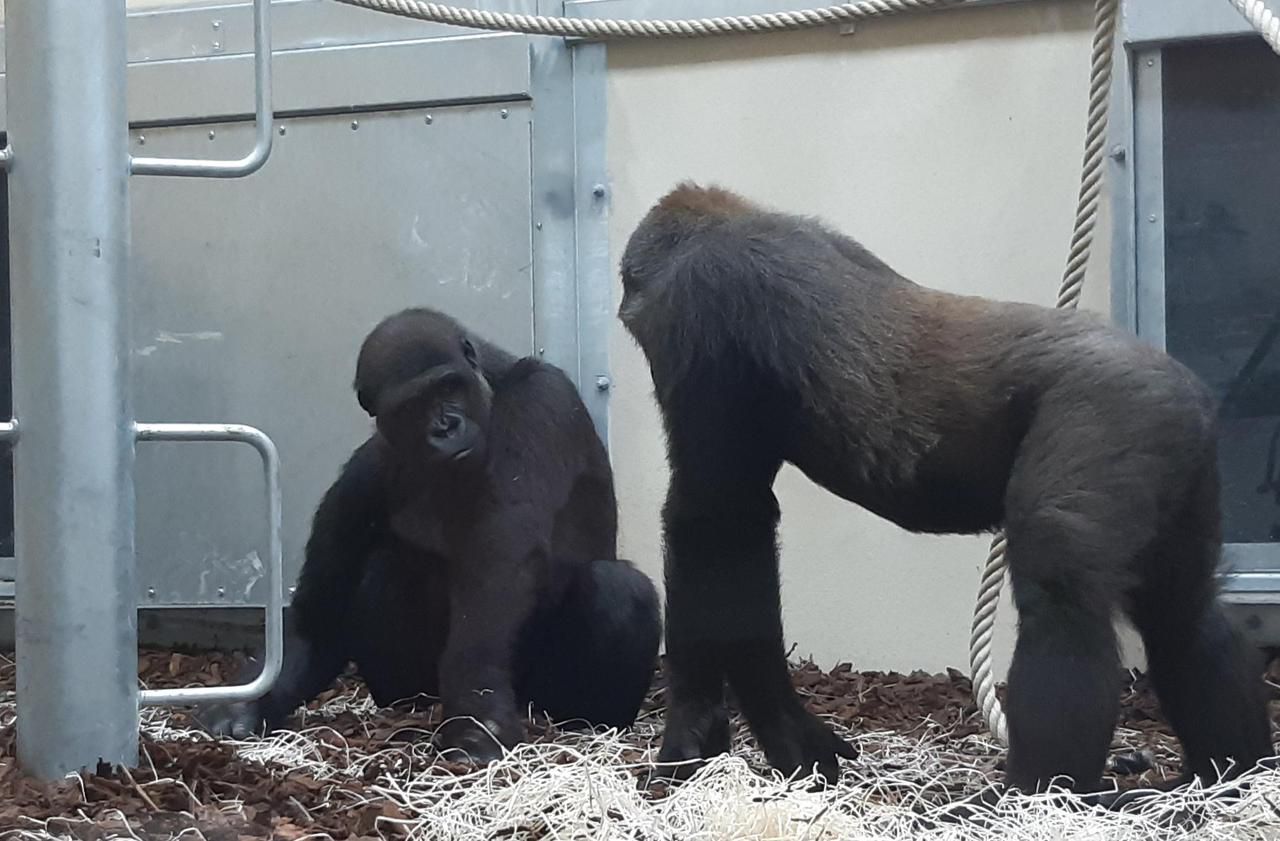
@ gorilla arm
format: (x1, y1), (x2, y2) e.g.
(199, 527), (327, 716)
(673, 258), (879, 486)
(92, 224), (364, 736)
(197, 439), (390, 736)
(432, 507), (547, 762)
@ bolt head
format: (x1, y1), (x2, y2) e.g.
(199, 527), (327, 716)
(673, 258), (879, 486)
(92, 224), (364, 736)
(592, 184), (607, 198)
(351, 120), (360, 130)
(595, 375), (611, 391)
(208, 130), (216, 140)
(425, 115), (434, 125)
(500, 109), (510, 119)
(278, 125), (287, 136)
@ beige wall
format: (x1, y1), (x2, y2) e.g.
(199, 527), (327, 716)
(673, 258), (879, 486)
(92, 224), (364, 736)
(605, 0), (1133, 676)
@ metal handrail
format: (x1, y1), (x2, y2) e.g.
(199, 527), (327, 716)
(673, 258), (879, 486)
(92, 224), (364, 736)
(129, 0), (273, 178)
(135, 422), (284, 706)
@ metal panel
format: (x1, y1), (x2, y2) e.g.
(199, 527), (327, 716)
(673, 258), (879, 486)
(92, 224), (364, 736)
(0, 0), (536, 69)
(130, 100), (535, 606)
(565, 0), (1038, 19)
(571, 42), (613, 444)
(530, 3), (580, 386)
(0, 33), (532, 130)
(123, 0), (533, 64)
(1123, 0), (1257, 46)
(1130, 48), (1164, 349)
(1107, 42), (1136, 334)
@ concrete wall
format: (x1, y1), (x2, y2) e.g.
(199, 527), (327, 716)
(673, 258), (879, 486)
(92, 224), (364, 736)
(604, 0), (1129, 676)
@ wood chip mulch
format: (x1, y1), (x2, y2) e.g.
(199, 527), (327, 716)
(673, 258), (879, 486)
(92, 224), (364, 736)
(0, 650), (1275, 839)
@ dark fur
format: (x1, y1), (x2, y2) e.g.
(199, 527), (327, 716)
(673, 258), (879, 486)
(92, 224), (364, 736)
(618, 183), (1273, 792)
(200, 308), (661, 762)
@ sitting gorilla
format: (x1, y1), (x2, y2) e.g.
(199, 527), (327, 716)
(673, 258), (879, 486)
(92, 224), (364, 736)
(200, 307), (661, 761)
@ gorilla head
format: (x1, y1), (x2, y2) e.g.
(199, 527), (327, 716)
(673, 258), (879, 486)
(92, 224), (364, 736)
(355, 308), (494, 477)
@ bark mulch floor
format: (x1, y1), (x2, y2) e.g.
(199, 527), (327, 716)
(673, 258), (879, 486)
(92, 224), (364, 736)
(0, 650), (1276, 839)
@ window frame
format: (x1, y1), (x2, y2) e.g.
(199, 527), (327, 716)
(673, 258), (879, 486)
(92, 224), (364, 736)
(1113, 0), (1280, 595)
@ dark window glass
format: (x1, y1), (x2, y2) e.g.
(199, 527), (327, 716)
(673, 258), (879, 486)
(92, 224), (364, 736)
(1163, 38), (1280, 543)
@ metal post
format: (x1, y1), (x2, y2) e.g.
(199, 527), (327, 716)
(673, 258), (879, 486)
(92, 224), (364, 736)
(7, 0), (138, 777)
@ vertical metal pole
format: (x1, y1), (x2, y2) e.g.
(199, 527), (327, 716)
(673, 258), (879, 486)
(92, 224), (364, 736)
(8, 0), (138, 777)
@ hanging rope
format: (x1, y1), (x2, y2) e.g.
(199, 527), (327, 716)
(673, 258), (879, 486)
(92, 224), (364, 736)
(1229, 0), (1280, 53)
(329, 0), (964, 38)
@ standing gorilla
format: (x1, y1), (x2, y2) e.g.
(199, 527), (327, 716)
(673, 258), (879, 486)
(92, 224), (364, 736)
(201, 308), (661, 761)
(618, 183), (1273, 794)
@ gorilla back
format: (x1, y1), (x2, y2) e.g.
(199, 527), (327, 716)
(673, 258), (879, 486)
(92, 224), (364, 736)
(619, 182), (1272, 794)
(200, 308), (660, 763)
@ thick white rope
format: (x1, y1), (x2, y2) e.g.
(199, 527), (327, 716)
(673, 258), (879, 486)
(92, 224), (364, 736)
(1230, 0), (1280, 53)
(971, 0), (1280, 746)
(329, 0), (965, 38)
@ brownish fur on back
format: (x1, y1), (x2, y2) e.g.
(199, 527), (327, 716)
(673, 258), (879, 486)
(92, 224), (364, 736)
(655, 181), (757, 219)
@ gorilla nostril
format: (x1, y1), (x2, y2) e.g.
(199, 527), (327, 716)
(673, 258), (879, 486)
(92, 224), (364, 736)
(434, 413), (463, 438)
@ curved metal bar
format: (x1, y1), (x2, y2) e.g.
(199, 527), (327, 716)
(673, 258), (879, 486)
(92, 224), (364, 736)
(135, 422), (284, 706)
(129, 0), (273, 178)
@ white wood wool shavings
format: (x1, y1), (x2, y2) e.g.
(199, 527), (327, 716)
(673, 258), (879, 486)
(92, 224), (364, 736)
(5, 691), (1280, 841)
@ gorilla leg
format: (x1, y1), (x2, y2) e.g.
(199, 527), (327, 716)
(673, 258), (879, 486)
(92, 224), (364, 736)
(659, 476), (855, 782)
(1126, 465), (1273, 786)
(1001, 438), (1144, 793)
(517, 558), (660, 729)
(1004, 550), (1122, 794)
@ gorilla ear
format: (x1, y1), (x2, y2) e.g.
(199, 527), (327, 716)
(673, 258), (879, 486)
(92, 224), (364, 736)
(461, 336), (479, 369)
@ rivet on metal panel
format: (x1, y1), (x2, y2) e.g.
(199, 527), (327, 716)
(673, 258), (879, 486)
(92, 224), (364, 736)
(212, 41), (224, 53)
(146, 587), (156, 600)
(592, 184), (606, 199)
(538, 347), (545, 356)
(595, 375), (611, 391)
(1146, 58), (1154, 67)
(278, 126), (287, 136)
(500, 109), (510, 119)
(351, 120), (360, 131)
(424, 115), (434, 125)
(212, 19), (222, 30)
(535, 222), (543, 230)
(1109, 145), (1126, 162)
(1148, 214), (1157, 223)
(137, 135), (146, 146)
(217, 587), (226, 599)
(208, 130), (216, 141)
(289, 586), (297, 596)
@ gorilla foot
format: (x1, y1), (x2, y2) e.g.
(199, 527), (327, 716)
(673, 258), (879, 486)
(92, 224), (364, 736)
(654, 704), (732, 782)
(752, 705), (857, 785)
(433, 715), (518, 766)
